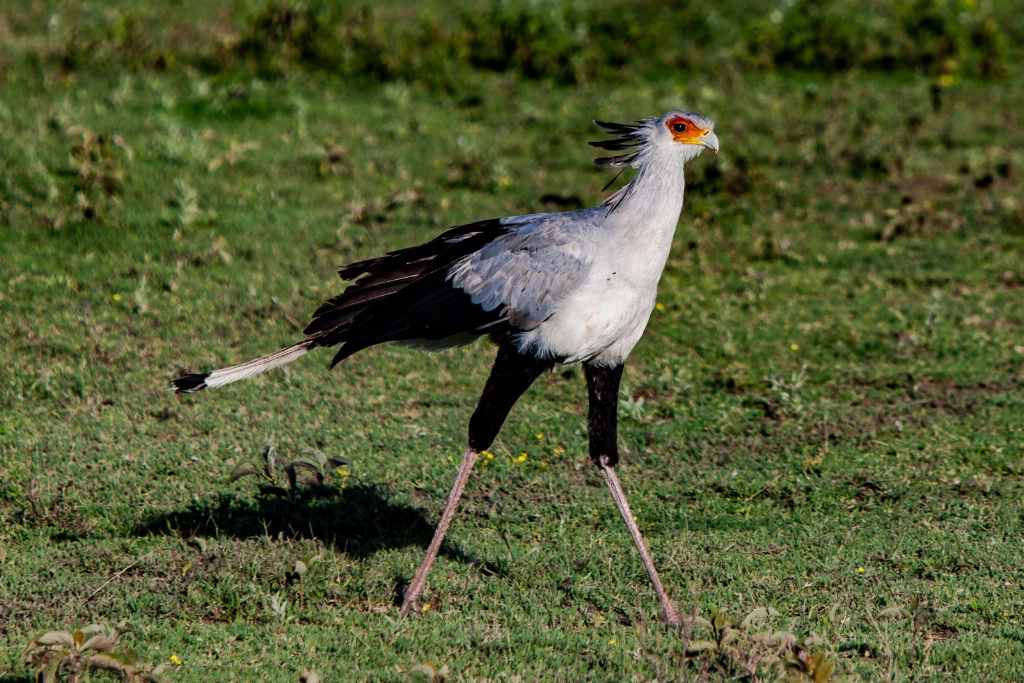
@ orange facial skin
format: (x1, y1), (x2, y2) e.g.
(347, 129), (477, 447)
(665, 116), (713, 146)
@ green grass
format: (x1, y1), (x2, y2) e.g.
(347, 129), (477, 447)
(2, 1), (1024, 681)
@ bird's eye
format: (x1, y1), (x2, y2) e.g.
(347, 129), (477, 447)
(671, 122), (688, 133)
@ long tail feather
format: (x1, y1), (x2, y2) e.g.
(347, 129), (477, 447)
(173, 219), (511, 395)
(173, 338), (320, 393)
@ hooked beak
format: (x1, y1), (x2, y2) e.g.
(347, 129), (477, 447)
(701, 130), (719, 158)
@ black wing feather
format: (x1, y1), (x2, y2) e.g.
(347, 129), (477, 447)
(326, 269), (510, 366)
(303, 218), (513, 362)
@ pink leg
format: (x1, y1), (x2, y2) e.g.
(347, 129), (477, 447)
(598, 456), (682, 627)
(401, 346), (551, 615)
(401, 446), (479, 615)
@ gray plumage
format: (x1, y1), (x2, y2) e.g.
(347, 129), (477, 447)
(448, 214), (592, 330)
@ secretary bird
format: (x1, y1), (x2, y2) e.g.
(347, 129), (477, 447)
(174, 110), (718, 626)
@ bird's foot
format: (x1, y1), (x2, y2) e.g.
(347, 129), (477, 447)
(662, 604), (683, 628)
(400, 594), (421, 617)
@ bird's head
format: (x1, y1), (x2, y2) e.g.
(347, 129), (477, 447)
(590, 110), (718, 168)
(658, 110), (718, 158)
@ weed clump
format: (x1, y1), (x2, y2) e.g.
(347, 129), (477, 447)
(685, 607), (836, 681)
(23, 623), (174, 683)
(49, 12), (165, 73)
(236, 1), (341, 74)
(231, 445), (348, 498)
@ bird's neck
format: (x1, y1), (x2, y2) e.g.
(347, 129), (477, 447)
(605, 149), (688, 229)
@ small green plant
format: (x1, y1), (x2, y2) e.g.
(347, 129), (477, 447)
(269, 591), (291, 632)
(230, 446), (348, 497)
(65, 125), (131, 223)
(618, 381), (650, 423)
(685, 607), (835, 681)
(286, 551), (324, 584)
(168, 179), (202, 228)
(767, 363), (810, 417)
(784, 647), (836, 683)
(408, 661), (449, 683)
(22, 623), (172, 683)
(317, 140), (352, 178)
(870, 597), (939, 678)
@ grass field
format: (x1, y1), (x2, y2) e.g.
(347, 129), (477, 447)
(2, 1), (1024, 681)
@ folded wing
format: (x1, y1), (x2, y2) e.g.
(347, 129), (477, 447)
(310, 213), (594, 365)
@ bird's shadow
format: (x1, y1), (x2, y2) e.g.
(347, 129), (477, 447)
(132, 484), (506, 581)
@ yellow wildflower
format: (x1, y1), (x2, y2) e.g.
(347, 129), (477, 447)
(170, 655), (182, 666)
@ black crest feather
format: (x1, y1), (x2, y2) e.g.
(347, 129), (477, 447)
(589, 120), (646, 167)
